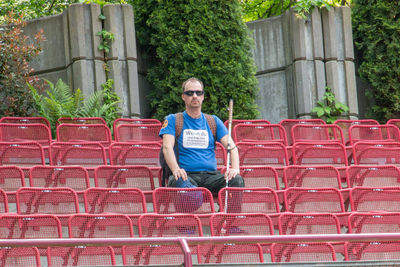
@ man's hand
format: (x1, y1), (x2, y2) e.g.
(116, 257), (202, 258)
(172, 168), (188, 181)
(225, 168), (239, 181)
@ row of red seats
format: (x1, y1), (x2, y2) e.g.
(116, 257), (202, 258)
(3, 140), (400, 182)
(2, 164), (400, 202)
(3, 116), (400, 146)
(9, 240), (395, 265)
(3, 186), (400, 228)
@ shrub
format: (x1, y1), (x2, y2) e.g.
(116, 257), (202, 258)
(0, 12), (45, 117)
(131, 0), (259, 121)
(352, 0), (400, 122)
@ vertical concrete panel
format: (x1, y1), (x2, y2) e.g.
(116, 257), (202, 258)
(108, 60), (129, 116)
(311, 8), (324, 60)
(122, 5), (137, 60)
(293, 61), (315, 115)
(256, 72), (289, 123)
(325, 61), (339, 94)
(345, 61), (358, 116)
(72, 60), (96, 96)
(104, 4), (140, 117)
(103, 5), (124, 60)
(127, 61), (141, 117)
(25, 12), (70, 72)
(314, 60), (326, 100)
(322, 8), (338, 60)
(341, 7), (355, 60)
(290, 11), (307, 60)
(68, 4), (101, 60)
(326, 61), (347, 104)
(247, 15), (288, 72)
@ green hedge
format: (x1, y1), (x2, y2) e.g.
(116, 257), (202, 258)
(352, 0), (400, 122)
(131, 0), (259, 121)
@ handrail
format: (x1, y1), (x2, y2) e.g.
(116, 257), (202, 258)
(4, 234), (400, 266)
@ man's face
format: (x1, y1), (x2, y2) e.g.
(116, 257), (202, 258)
(182, 81), (204, 108)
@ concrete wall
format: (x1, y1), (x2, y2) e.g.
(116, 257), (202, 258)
(248, 7), (358, 123)
(22, 4), (357, 121)
(25, 3), (142, 117)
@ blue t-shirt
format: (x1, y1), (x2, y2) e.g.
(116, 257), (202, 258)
(159, 111), (228, 172)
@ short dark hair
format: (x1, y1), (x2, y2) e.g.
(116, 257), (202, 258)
(182, 77), (204, 92)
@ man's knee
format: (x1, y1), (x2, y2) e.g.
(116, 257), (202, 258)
(228, 175), (244, 187)
(168, 175), (176, 187)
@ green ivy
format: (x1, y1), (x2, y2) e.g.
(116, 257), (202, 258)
(131, 0), (259, 121)
(352, 0), (400, 122)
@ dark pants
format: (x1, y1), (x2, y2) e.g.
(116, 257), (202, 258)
(168, 170), (244, 212)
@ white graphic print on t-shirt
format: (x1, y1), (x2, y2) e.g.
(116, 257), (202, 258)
(182, 129), (209, 149)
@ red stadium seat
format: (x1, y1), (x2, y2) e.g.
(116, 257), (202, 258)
(49, 142), (107, 178)
(122, 243), (186, 266)
(198, 243), (264, 264)
(68, 214), (134, 238)
(345, 241), (400, 261)
(0, 123), (52, 147)
(0, 142), (45, 177)
(278, 213), (341, 235)
(153, 187), (214, 225)
(84, 187), (147, 226)
(350, 187), (400, 212)
(47, 246), (115, 267)
(0, 214), (62, 239)
(16, 187), (79, 226)
(56, 124), (112, 148)
(352, 142), (400, 166)
(271, 242), (336, 262)
(233, 124), (287, 145)
(94, 166), (155, 196)
(240, 166), (280, 190)
(109, 142), (161, 166)
(218, 187), (280, 214)
(348, 212), (400, 233)
(0, 116), (50, 128)
(210, 213), (274, 236)
(215, 142), (227, 168)
(0, 247), (41, 267)
(0, 188), (9, 213)
(239, 143), (289, 168)
(109, 142), (161, 186)
(346, 165), (400, 187)
(113, 118), (161, 130)
(283, 165), (342, 189)
(334, 119), (379, 145)
(280, 119), (326, 146)
(291, 124), (345, 145)
(0, 166), (25, 202)
(292, 142), (348, 167)
(348, 124), (400, 145)
(284, 188), (345, 213)
(138, 214), (203, 237)
(29, 166), (90, 201)
(224, 119), (270, 129)
(114, 124), (162, 142)
(57, 117), (106, 125)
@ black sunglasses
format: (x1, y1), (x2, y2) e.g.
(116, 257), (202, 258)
(183, 90), (204, 96)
